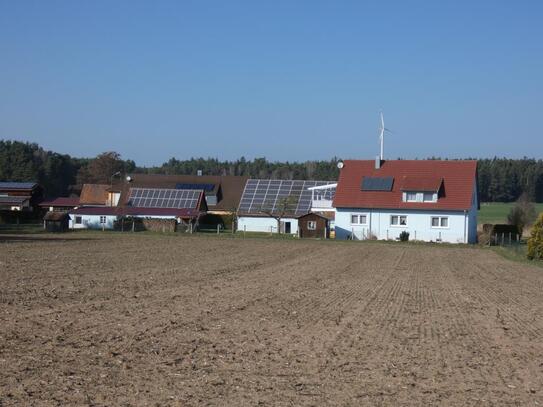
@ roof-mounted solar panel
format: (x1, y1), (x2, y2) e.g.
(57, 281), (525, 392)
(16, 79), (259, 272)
(175, 183), (215, 192)
(361, 176), (394, 191)
(238, 179), (336, 215)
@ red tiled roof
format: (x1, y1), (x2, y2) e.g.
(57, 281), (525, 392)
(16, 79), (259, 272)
(333, 160), (477, 211)
(400, 176), (442, 192)
(39, 197), (80, 207)
(69, 206), (202, 218)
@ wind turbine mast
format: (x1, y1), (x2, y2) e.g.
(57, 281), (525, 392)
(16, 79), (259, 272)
(379, 111), (385, 161)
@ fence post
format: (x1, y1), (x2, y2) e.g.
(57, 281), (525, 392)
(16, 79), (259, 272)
(217, 224), (220, 235)
(244, 225), (246, 238)
(508, 232), (511, 245)
(501, 233), (504, 246)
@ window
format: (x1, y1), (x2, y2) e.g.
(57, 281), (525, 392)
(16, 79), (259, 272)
(406, 192), (418, 202)
(423, 192), (435, 202)
(100, 216), (107, 224)
(350, 214), (367, 225)
(75, 216), (82, 224)
(431, 216), (449, 228)
(307, 221), (316, 230)
(391, 215), (407, 226)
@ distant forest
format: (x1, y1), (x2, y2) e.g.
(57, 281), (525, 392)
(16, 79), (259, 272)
(1, 140), (543, 202)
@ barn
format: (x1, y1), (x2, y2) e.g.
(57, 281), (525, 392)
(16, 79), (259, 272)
(39, 197), (80, 212)
(333, 159), (479, 243)
(237, 179), (336, 235)
(0, 182), (44, 212)
(69, 188), (207, 230)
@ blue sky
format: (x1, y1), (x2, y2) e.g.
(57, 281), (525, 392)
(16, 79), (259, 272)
(1, 1), (542, 165)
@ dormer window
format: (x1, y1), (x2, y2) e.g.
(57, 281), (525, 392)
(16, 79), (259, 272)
(406, 192), (417, 202)
(423, 192), (436, 202)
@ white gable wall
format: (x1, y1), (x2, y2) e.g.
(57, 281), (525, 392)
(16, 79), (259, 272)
(238, 216), (298, 234)
(69, 214), (116, 230)
(335, 208), (475, 243)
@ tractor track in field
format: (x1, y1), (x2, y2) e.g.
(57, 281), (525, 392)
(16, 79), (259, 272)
(1, 234), (543, 406)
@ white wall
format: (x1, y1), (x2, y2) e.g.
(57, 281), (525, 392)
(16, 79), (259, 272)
(69, 214), (116, 230)
(467, 181), (479, 244)
(238, 216), (298, 234)
(335, 208), (475, 243)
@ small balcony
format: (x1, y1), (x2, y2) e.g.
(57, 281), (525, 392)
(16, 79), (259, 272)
(311, 199), (334, 209)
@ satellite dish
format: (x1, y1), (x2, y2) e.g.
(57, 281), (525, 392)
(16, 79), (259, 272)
(126, 176), (132, 182)
(337, 161), (344, 169)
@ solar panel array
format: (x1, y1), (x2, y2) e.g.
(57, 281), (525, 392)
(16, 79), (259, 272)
(361, 176), (394, 191)
(127, 188), (201, 209)
(238, 180), (335, 215)
(176, 183), (216, 192)
(0, 182), (37, 189)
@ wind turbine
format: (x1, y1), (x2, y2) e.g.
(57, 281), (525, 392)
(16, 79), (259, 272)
(378, 111), (392, 161)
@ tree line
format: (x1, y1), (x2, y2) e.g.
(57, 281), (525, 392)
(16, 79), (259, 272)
(1, 140), (542, 202)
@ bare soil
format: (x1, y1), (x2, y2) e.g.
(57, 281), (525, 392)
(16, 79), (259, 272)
(1, 233), (543, 406)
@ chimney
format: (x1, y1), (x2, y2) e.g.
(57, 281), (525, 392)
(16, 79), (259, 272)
(197, 170), (203, 176)
(375, 155), (381, 170)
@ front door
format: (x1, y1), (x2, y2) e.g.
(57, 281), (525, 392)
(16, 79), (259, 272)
(284, 221), (291, 234)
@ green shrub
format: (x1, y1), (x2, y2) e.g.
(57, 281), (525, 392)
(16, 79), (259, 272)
(527, 213), (543, 260)
(399, 231), (410, 242)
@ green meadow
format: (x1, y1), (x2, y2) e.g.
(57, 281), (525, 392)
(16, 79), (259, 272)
(479, 202), (543, 225)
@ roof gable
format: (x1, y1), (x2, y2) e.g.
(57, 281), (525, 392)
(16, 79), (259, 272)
(333, 160), (477, 211)
(80, 184), (109, 205)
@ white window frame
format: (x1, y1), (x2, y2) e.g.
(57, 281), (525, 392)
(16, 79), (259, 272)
(307, 220), (316, 230)
(390, 215), (408, 227)
(406, 192), (418, 202)
(350, 214), (368, 225)
(99, 215), (107, 224)
(423, 192), (436, 202)
(431, 216), (449, 228)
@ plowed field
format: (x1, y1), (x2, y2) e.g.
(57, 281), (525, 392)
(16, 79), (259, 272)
(1, 233), (543, 406)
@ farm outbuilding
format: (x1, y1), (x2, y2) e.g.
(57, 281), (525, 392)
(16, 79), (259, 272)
(297, 212), (330, 238)
(237, 179), (336, 235)
(43, 211), (69, 232)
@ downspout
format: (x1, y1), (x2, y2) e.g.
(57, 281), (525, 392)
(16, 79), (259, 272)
(463, 210), (467, 244)
(369, 209), (372, 239)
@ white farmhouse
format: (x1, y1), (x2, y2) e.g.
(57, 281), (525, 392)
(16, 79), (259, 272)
(333, 159), (478, 243)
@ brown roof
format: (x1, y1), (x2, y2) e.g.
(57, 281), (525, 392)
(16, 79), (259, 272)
(39, 197), (80, 207)
(44, 211), (69, 221)
(297, 212), (334, 221)
(334, 160), (477, 211)
(115, 174), (249, 211)
(79, 184), (109, 205)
